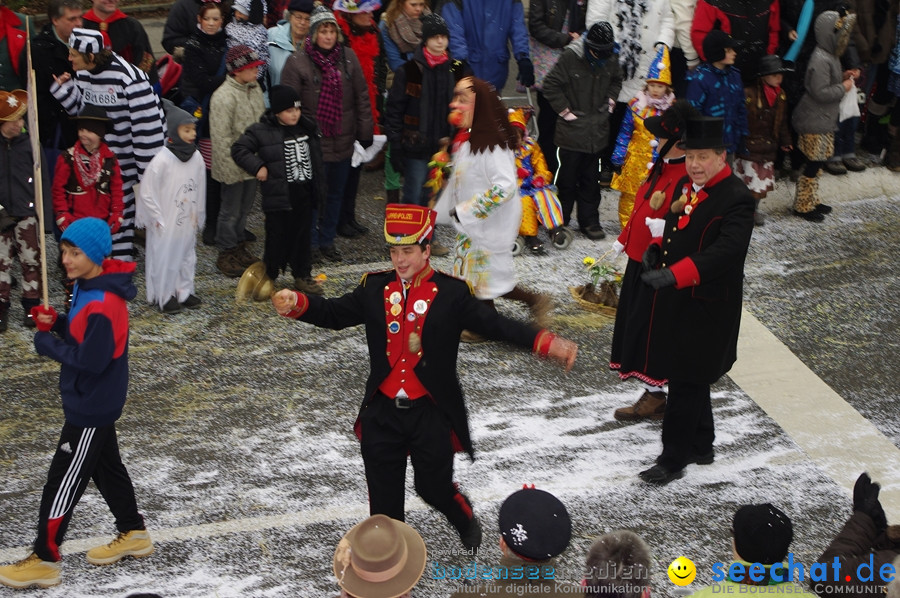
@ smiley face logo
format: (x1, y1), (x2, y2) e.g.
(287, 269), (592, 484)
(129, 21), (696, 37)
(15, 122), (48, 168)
(667, 556), (696, 586)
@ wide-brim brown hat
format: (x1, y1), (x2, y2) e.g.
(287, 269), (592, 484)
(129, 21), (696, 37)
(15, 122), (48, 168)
(333, 515), (426, 598)
(0, 89), (28, 121)
(679, 116), (725, 150)
(755, 54), (794, 77)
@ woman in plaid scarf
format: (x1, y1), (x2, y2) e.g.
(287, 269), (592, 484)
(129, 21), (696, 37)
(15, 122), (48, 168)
(281, 5), (374, 262)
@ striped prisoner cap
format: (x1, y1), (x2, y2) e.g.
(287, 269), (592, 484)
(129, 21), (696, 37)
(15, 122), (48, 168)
(69, 28), (104, 54)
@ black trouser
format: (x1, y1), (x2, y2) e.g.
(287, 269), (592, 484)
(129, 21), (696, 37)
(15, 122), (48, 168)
(658, 380), (714, 471)
(556, 149), (602, 229)
(339, 165), (363, 229)
(263, 183), (314, 281)
(34, 422), (144, 562)
(536, 91), (559, 176)
(359, 394), (474, 535)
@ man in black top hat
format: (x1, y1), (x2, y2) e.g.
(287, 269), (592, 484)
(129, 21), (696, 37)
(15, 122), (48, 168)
(636, 116), (754, 485)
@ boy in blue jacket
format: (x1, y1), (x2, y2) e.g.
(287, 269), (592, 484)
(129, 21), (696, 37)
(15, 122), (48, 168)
(0, 218), (152, 589)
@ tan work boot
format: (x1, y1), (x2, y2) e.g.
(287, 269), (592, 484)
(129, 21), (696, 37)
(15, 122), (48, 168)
(614, 390), (666, 421)
(0, 553), (61, 589)
(86, 530), (154, 565)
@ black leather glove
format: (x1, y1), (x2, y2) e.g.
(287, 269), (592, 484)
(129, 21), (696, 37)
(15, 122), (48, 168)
(359, 139), (373, 150)
(517, 57), (535, 88)
(641, 268), (676, 289)
(853, 472), (888, 532)
(642, 244), (661, 271)
(0, 208), (15, 232)
(389, 148), (405, 175)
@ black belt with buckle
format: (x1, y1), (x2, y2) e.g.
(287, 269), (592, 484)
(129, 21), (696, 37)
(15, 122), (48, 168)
(392, 395), (425, 409)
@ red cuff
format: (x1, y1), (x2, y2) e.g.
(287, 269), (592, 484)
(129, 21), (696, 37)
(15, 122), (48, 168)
(533, 330), (556, 358)
(283, 290), (309, 319)
(669, 258), (700, 289)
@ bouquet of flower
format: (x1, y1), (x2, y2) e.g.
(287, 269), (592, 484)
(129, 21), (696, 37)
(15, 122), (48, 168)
(569, 252), (623, 312)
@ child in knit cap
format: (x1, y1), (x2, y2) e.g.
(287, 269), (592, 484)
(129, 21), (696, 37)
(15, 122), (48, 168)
(226, 0), (269, 87)
(210, 44), (266, 277)
(0, 89), (50, 331)
(0, 217), (152, 590)
(232, 84), (326, 295)
(137, 100), (206, 314)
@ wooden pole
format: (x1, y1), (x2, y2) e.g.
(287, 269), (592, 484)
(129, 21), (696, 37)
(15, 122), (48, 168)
(24, 19), (49, 307)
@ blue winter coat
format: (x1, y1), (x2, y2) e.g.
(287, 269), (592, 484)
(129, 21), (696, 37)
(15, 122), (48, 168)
(685, 62), (749, 154)
(441, 0), (530, 90)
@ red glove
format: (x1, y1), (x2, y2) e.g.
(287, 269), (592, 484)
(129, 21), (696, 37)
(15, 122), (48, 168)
(30, 305), (58, 332)
(109, 217), (123, 234)
(55, 214), (73, 232)
(532, 176), (545, 188)
(516, 167), (530, 180)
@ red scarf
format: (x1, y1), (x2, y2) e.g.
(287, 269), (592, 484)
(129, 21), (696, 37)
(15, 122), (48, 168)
(83, 9), (129, 48)
(763, 83), (780, 107)
(424, 48), (449, 68)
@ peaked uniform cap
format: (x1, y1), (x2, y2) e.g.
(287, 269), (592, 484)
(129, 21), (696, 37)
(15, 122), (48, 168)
(384, 204), (436, 245)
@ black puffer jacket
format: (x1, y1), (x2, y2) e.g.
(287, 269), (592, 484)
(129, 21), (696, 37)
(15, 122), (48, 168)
(231, 111), (327, 214)
(528, 0), (587, 49)
(1, 134), (50, 219)
(181, 28), (228, 102)
(162, 0), (232, 54)
(384, 47), (469, 159)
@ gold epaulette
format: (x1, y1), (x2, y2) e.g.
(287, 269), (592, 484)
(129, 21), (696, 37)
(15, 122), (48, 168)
(360, 269), (393, 287)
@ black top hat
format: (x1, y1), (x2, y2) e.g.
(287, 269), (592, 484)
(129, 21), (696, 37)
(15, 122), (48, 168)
(680, 117), (725, 150)
(645, 99), (700, 140)
(755, 54), (794, 77)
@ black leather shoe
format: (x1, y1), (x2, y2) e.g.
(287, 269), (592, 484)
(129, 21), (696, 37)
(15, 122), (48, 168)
(350, 219), (369, 234)
(815, 203), (833, 214)
(337, 223), (361, 238)
(162, 296), (183, 315)
(639, 464), (685, 484)
(581, 224), (606, 240)
(792, 209), (825, 223)
(320, 246), (343, 262)
(459, 516), (482, 551)
(824, 161), (847, 175)
(242, 229), (257, 242)
(688, 449), (715, 465)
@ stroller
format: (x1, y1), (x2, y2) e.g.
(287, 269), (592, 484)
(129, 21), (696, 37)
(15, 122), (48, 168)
(506, 101), (573, 255)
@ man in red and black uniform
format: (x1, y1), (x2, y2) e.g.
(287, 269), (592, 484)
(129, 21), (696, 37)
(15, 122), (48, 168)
(82, 0), (157, 84)
(272, 204), (577, 550)
(637, 117), (754, 485)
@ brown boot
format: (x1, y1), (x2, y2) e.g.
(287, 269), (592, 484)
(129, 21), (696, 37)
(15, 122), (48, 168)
(614, 390), (667, 421)
(217, 249), (245, 278)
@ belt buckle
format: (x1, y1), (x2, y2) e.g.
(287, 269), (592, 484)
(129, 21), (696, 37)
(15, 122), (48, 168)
(395, 396), (411, 409)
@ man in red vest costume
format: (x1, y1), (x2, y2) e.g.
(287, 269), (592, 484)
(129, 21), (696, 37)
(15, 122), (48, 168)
(272, 203), (577, 551)
(81, 0), (157, 83)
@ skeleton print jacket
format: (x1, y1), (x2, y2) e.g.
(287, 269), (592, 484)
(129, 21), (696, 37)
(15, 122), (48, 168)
(231, 110), (327, 214)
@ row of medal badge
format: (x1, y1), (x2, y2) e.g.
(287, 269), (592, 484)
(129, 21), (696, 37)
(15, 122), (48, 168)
(387, 291), (429, 334)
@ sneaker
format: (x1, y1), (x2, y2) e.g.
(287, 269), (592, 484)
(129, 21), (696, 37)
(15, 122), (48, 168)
(294, 277), (324, 296)
(161, 296), (182, 315)
(581, 224), (606, 240)
(320, 245), (343, 262)
(181, 294), (202, 309)
(86, 530), (154, 566)
(843, 157), (867, 172)
(0, 553), (61, 589)
(614, 390), (667, 421)
(824, 161), (848, 175)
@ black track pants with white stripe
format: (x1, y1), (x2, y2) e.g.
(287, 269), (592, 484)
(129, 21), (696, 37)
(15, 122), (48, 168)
(33, 422), (144, 562)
